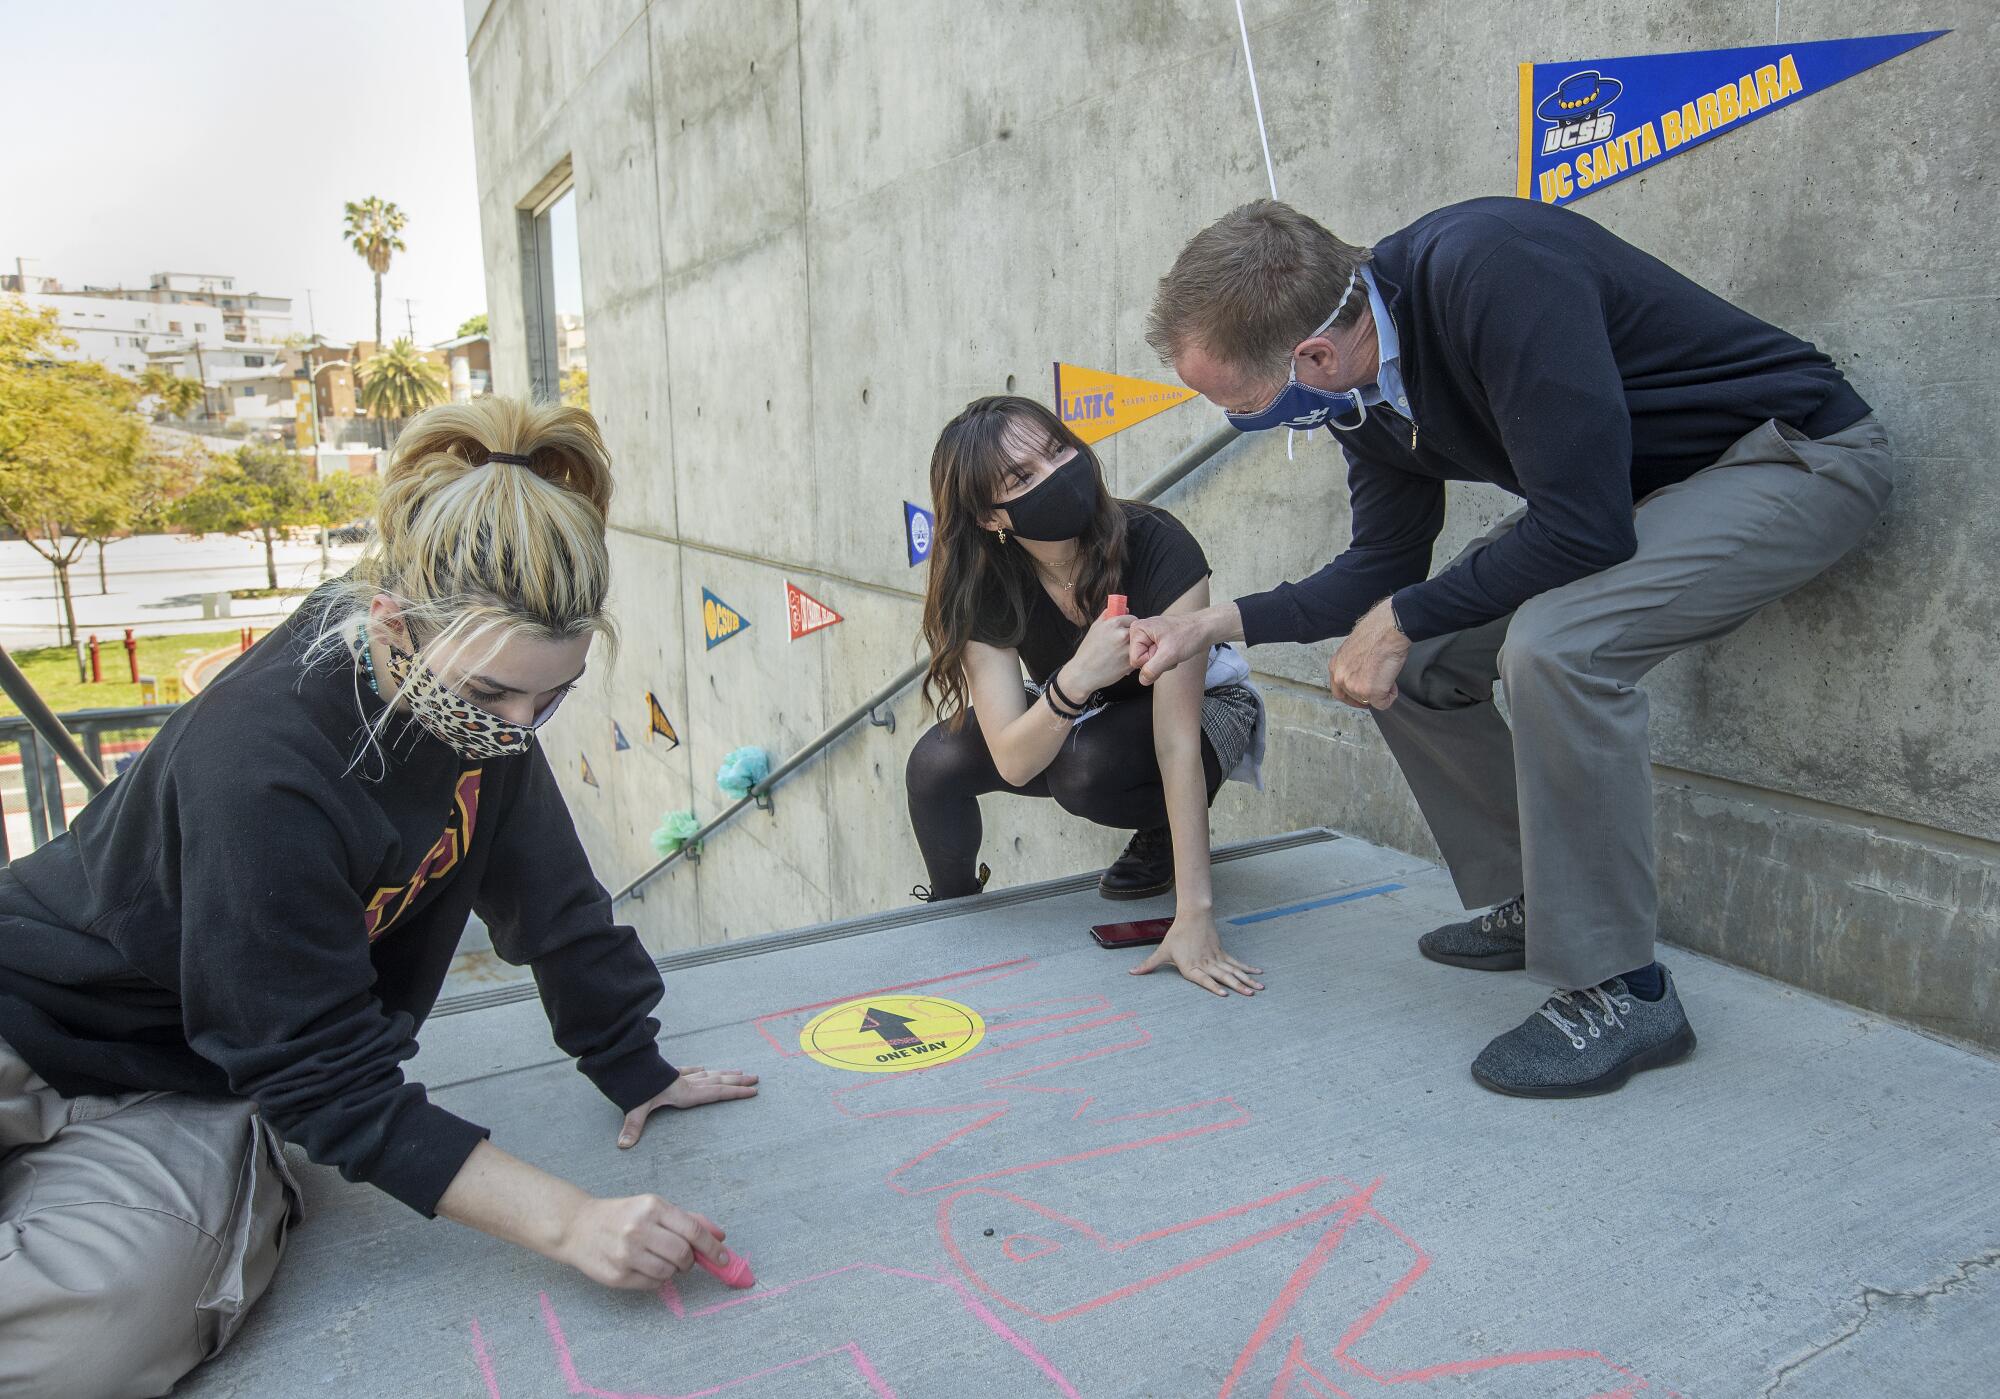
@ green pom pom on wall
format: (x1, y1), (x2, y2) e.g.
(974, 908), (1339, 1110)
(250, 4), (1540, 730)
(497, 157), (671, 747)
(652, 809), (702, 857)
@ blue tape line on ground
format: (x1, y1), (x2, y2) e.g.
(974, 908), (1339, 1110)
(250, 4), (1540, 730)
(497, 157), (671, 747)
(1226, 882), (1405, 926)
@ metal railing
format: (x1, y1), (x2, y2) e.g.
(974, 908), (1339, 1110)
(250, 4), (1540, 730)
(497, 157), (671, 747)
(0, 647), (109, 798)
(612, 420), (1242, 906)
(0, 704), (177, 861)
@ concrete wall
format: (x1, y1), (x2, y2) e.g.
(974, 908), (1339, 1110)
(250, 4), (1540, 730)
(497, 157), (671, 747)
(464, 0), (1997, 1048)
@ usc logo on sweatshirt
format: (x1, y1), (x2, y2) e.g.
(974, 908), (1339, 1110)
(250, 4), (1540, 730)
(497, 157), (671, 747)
(363, 768), (483, 941)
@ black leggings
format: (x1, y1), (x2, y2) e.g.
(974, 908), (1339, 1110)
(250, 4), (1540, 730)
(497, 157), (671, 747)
(906, 698), (1223, 899)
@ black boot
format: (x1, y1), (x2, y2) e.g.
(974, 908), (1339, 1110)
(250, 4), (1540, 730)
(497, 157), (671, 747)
(913, 863), (990, 904)
(1099, 826), (1173, 900)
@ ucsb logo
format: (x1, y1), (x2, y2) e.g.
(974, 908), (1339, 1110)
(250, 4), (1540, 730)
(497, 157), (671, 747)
(1537, 68), (1622, 154)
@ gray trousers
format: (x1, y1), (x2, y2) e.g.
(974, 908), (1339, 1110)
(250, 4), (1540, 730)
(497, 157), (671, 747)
(0, 1036), (301, 1399)
(1371, 416), (1895, 989)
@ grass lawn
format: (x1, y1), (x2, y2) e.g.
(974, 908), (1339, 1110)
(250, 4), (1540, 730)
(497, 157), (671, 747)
(1, 630), (254, 717)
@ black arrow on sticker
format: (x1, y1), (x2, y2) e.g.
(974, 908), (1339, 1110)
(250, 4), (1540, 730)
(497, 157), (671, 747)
(858, 1007), (926, 1051)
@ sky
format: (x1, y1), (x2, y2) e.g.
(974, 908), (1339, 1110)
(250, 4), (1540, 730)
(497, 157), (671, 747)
(0, 1), (490, 348)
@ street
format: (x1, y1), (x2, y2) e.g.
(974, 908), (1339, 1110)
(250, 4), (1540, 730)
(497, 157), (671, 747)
(0, 531), (364, 650)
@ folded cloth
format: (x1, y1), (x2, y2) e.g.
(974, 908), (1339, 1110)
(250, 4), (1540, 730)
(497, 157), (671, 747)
(1202, 644), (1266, 790)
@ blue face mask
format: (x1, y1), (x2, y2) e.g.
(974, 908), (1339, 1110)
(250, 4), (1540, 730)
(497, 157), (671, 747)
(1224, 270), (1369, 435)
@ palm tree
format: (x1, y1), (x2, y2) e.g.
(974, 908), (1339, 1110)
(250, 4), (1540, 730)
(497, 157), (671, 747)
(357, 340), (446, 420)
(342, 196), (408, 351)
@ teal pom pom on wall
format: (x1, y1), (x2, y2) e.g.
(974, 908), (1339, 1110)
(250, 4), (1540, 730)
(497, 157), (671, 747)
(716, 746), (771, 800)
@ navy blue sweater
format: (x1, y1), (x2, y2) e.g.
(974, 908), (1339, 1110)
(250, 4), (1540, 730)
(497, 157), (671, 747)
(1233, 197), (1871, 646)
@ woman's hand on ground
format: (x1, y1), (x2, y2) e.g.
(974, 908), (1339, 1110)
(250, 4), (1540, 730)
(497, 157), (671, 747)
(1064, 613), (1137, 694)
(617, 1067), (760, 1148)
(1130, 915), (1265, 997)
(557, 1193), (727, 1289)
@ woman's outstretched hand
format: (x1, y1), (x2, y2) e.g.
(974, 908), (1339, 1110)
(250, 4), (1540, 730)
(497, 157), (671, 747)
(617, 1067), (760, 1149)
(1130, 914), (1265, 997)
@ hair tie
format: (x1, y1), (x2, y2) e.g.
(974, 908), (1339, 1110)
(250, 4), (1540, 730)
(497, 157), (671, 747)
(485, 451), (533, 466)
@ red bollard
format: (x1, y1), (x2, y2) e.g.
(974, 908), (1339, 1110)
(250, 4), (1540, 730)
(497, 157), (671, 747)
(124, 628), (140, 683)
(88, 634), (102, 683)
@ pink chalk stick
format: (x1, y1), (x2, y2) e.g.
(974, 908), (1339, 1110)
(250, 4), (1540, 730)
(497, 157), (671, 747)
(696, 1246), (756, 1289)
(1103, 594), (1128, 619)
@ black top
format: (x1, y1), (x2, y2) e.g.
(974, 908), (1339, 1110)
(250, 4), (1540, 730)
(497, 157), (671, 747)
(1233, 196), (1872, 647)
(0, 593), (678, 1217)
(973, 503), (1211, 704)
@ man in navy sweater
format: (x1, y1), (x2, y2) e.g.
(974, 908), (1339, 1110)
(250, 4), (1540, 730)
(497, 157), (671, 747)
(1129, 197), (1892, 1097)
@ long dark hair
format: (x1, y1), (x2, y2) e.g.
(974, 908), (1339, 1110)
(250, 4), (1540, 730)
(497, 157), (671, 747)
(921, 396), (1126, 725)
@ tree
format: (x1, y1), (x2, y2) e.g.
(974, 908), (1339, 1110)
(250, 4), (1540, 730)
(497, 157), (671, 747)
(77, 462), (145, 596)
(81, 438), (207, 593)
(342, 195), (408, 352)
(0, 299), (146, 651)
(176, 441), (375, 591)
(561, 366), (589, 410)
(357, 339), (446, 420)
(455, 312), (488, 338)
(138, 365), (203, 420)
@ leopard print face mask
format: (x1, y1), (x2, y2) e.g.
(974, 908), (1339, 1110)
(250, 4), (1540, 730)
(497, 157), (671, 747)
(359, 626), (561, 760)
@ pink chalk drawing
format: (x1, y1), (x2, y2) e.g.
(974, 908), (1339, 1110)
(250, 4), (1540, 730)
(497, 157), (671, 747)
(828, 991), (1250, 1196)
(465, 1263), (1082, 1397)
(1002, 1234), (1062, 1262)
(466, 957), (1676, 1398)
(939, 1176), (1673, 1397)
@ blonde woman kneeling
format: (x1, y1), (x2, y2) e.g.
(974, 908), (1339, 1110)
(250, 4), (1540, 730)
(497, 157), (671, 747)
(0, 398), (755, 1399)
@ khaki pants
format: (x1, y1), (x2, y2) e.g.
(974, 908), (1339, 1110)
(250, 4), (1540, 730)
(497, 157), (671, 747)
(1371, 415), (1895, 988)
(0, 1036), (301, 1399)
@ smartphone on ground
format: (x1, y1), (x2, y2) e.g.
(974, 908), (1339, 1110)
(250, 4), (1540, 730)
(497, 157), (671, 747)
(1089, 917), (1172, 949)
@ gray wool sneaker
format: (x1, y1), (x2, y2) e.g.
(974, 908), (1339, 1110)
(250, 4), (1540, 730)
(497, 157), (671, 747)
(1419, 895), (1527, 971)
(1470, 967), (1697, 1098)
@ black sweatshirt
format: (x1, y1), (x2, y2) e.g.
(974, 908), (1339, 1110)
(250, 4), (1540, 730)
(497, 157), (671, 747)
(1233, 197), (1872, 647)
(0, 594), (677, 1215)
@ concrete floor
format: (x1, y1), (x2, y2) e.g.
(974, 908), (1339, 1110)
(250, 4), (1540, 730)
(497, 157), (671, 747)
(181, 832), (1998, 1398)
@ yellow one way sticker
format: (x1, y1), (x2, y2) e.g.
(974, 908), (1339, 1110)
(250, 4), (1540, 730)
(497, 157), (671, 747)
(797, 995), (986, 1073)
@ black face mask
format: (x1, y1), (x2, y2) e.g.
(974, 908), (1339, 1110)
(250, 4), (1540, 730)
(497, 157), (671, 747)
(1001, 452), (1098, 541)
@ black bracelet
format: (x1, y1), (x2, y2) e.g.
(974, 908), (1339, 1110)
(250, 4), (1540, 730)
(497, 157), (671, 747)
(1044, 686), (1081, 720)
(1046, 672), (1085, 717)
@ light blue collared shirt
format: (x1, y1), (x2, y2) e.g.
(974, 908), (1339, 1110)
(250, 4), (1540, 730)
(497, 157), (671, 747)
(1352, 264), (1412, 426)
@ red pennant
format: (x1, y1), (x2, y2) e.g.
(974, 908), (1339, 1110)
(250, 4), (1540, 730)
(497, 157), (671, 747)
(785, 581), (843, 641)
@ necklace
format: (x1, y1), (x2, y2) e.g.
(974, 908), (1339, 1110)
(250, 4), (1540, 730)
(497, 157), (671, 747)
(1033, 553), (1081, 591)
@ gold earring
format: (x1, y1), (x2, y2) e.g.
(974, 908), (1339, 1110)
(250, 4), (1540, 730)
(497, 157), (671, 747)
(997, 527), (1009, 545)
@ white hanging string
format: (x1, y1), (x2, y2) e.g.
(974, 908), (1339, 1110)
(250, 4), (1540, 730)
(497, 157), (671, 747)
(1231, 0), (1300, 460)
(1234, 0), (1279, 201)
